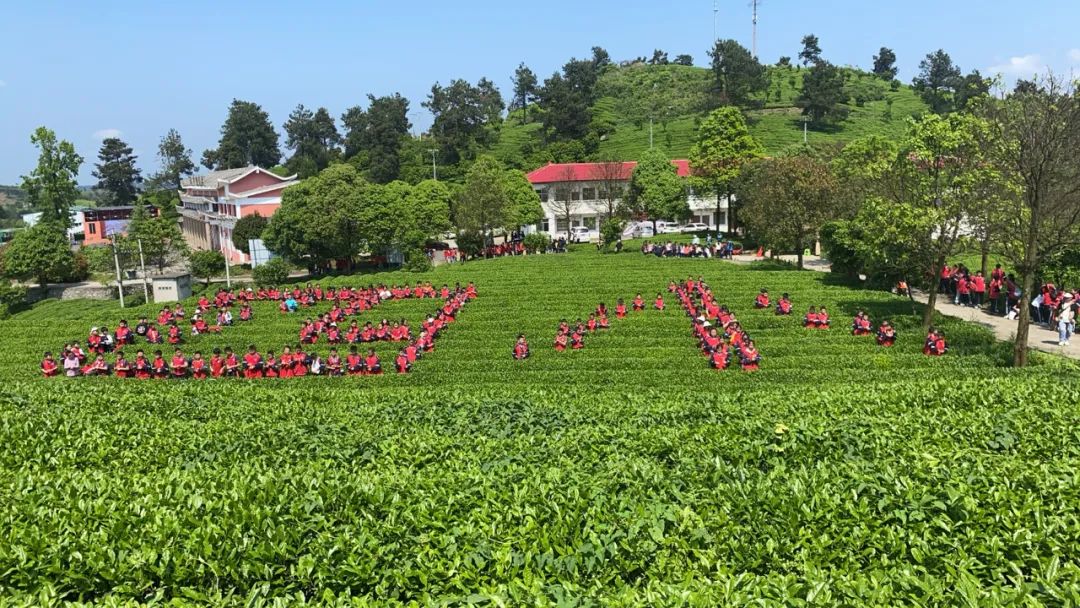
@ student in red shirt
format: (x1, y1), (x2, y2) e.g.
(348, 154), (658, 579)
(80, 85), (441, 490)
(851, 311), (872, 336)
(615, 298), (627, 319)
(170, 349), (189, 378)
(512, 334), (530, 360)
(292, 346), (309, 377)
(971, 271), (986, 308)
(364, 348), (382, 374)
(83, 353), (111, 376)
(653, 293), (665, 311)
(223, 347), (241, 378)
(776, 294), (793, 316)
(395, 349), (411, 373)
(816, 306), (831, 329)
(151, 350), (169, 379)
(739, 340), (761, 371)
(243, 345), (264, 379)
(325, 348), (342, 376)
(754, 289), (770, 309)
(346, 346), (365, 375)
(804, 306), (819, 328)
(877, 321), (896, 347)
(190, 351), (208, 379)
(405, 342), (420, 363)
(113, 352), (132, 378)
(587, 314), (598, 332)
(554, 331), (569, 352)
(570, 328), (585, 350)
(209, 348), (225, 378)
(263, 350), (279, 378)
(240, 304), (253, 322)
(710, 342), (731, 370)
(115, 321), (132, 347)
(923, 328), (947, 356)
(633, 293), (645, 311)
(134, 350), (151, 379)
(278, 346), (294, 378)
(41, 351), (59, 377)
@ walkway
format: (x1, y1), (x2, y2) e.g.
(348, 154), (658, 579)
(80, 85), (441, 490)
(730, 253), (1080, 360)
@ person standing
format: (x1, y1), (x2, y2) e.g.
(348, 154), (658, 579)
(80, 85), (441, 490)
(1058, 293), (1075, 346)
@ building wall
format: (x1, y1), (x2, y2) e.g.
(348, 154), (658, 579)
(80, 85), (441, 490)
(83, 220), (111, 245)
(230, 171), (285, 195)
(239, 202), (280, 217)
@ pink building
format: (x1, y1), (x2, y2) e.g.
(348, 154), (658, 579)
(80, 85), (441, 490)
(179, 166), (298, 263)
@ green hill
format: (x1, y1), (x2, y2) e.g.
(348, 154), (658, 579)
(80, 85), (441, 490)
(492, 63), (928, 166)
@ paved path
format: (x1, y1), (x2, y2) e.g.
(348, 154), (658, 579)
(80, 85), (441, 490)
(730, 253), (1080, 360)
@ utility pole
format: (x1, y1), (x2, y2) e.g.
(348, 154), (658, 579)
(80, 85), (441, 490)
(111, 235), (125, 308)
(136, 239), (149, 302)
(649, 117), (654, 149)
(712, 0), (718, 44)
(803, 117), (809, 144)
(224, 249), (232, 289)
(751, 0), (760, 59)
(428, 149), (438, 180)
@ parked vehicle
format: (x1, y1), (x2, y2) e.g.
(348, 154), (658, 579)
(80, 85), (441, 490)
(680, 222), (710, 233)
(656, 221), (682, 234)
(559, 226), (597, 243)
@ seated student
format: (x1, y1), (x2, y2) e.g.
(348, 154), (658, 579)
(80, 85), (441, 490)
(278, 299), (289, 314)
(223, 347), (241, 378)
(466, 282), (478, 299)
(512, 334), (530, 360)
(243, 345), (264, 379)
(209, 348), (225, 378)
(63, 350), (82, 377)
(739, 340), (761, 371)
(239, 304), (253, 322)
(191, 316), (208, 335)
(83, 353), (111, 376)
(596, 303), (608, 318)
(702, 327), (722, 353)
(134, 316), (150, 339)
(615, 298), (627, 319)
(851, 311), (873, 336)
(345, 321), (361, 344)
(570, 328), (585, 350)
(325, 348), (343, 376)
(114, 351), (132, 378)
(326, 323), (342, 344)
(365, 348), (382, 375)
(816, 306), (831, 329)
(877, 321), (896, 347)
(633, 293), (645, 311)
(360, 322), (375, 343)
(395, 349), (412, 374)
(404, 341), (420, 364)
(291, 346), (310, 377)
(709, 342), (731, 370)
(346, 345), (365, 375)
(553, 331), (569, 352)
(87, 328), (103, 354)
(41, 351), (59, 377)
(653, 293), (665, 311)
(115, 321), (133, 346)
(171, 349), (189, 378)
(776, 294), (793, 316)
(417, 330), (434, 353)
(278, 346), (294, 379)
(587, 314), (598, 333)
(598, 314), (610, 329)
(923, 328), (947, 356)
(133, 350), (151, 380)
(754, 289), (770, 309)
(190, 351), (208, 379)
(262, 350), (278, 378)
(167, 322), (182, 345)
(151, 350), (170, 379)
(803, 306), (820, 328)
(308, 352), (324, 376)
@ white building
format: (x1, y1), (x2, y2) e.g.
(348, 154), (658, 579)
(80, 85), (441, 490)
(525, 160), (728, 235)
(21, 208), (86, 239)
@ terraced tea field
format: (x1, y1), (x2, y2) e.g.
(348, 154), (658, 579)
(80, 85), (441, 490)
(2, 249), (1079, 605)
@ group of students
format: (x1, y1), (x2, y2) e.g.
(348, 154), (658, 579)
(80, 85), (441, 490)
(672, 277), (762, 371)
(641, 240), (737, 259)
(552, 305), (614, 351)
(43, 282), (479, 379)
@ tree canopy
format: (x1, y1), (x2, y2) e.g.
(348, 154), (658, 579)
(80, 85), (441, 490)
(93, 137), (142, 205)
(708, 39), (767, 108)
(283, 105), (341, 178)
(689, 107), (763, 234)
(626, 148), (688, 232)
(2, 222), (75, 288)
(202, 99), (282, 169)
(342, 94), (410, 184)
(20, 127), (83, 229)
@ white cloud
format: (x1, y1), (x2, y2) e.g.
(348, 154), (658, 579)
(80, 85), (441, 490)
(93, 128), (123, 140)
(1068, 49), (1080, 64)
(987, 54), (1046, 77)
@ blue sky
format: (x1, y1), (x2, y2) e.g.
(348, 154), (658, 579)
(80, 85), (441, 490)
(2, 0), (1079, 184)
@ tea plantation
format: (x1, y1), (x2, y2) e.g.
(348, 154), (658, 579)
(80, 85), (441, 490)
(2, 249), (1080, 606)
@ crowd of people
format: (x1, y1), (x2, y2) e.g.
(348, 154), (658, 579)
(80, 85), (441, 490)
(672, 277), (761, 371)
(42, 282), (479, 379)
(641, 238), (737, 259)
(552, 306), (612, 352)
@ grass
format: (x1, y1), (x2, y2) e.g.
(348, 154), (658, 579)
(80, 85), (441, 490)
(3, 249), (1078, 604)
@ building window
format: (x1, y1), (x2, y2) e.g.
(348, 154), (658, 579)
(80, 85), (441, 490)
(540, 219), (550, 232)
(715, 211), (727, 226)
(571, 190), (581, 201)
(555, 218), (569, 232)
(88, 223), (96, 235)
(583, 216), (597, 230)
(537, 188), (548, 202)
(582, 187), (596, 200)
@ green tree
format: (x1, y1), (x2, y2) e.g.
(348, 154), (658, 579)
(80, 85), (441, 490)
(502, 170), (543, 230)
(689, 107), (764, 236)
(263, 164), (366, 268)
(955, 70), (991, 112)
(978, 74), (1080, 366)
(127, 202), (189, 271)
(625, 148), (687, 234)
(797, 61), (850, 125)
(93, 137), (142, 205)
(538, 59), (598, 142)
(649, 49), (670, 65)
(708, 39), (767, 108)
(511, 63), (538, 125)
(872, 47), (898, 80)
(231, 212), (268, 254)
(799, 34), (822, 66)
(149, 128), (195, 192)
(830, 135), (900, 211)
(407, 180), (454, 237)
(283, 105), (341, 178)
(252, 256), (290, 286)
(673, 54), (694, 66)
(913, 50), (962, 114)
(736, 153), (841, 269)
(424, 78), (503, 165)
(2, 222), (75, 288)
(342, 94), (410, 183)
(20, 127), (83, 229)
(455, 156), (508, 238)
(189, 250), (225, 286)
(202, 99), (282, 169)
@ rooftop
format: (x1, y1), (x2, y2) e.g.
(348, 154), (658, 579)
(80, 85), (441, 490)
(526, 160), (691, 184)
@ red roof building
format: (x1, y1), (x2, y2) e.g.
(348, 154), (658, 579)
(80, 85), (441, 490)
(179, 166), (298, 263)
(524, 160), (727, 238)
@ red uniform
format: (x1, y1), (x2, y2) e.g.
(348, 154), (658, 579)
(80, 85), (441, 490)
(365, 354), (382, 374)
(41, 358), (59, 377)
(191, 358), (208, 379)
(243, 353), (263, 379)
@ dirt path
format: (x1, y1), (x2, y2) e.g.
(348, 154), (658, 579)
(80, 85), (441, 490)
(729, 253), (1080, 360)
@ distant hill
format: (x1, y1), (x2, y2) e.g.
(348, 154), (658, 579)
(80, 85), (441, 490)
(491, 63), (928, 167)
(0, 185), (27, 207)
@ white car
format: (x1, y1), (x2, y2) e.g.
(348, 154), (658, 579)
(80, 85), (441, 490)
(656, 222), (682, 234)
(680, 223), (710, 233)
(561, 226), (596, 243)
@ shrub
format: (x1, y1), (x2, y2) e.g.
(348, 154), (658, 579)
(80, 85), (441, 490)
(189, 250), (226, 286)
(403, 249), (432, 273)
(599, 218), (625, 250)
(523, 232), (551, 254)
(0, 280), (27, 318)
(252, 257), (290, 286)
